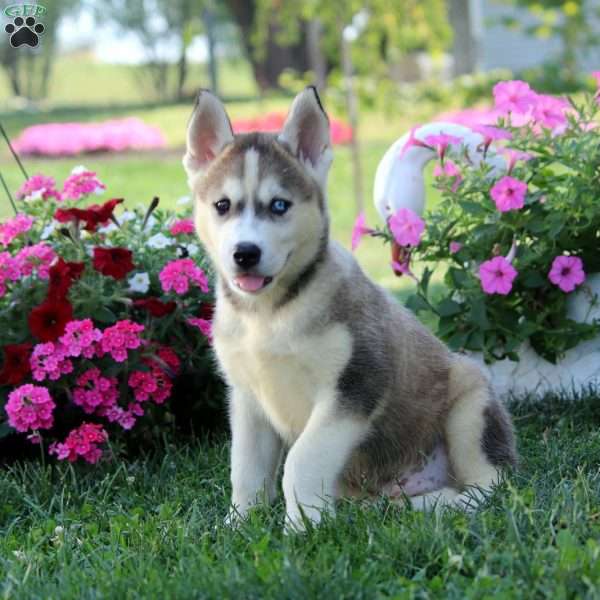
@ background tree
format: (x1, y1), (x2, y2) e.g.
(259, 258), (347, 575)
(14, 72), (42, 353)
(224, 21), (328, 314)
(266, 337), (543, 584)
(0, 0), (80, 101)
(97, 0), (214, 101)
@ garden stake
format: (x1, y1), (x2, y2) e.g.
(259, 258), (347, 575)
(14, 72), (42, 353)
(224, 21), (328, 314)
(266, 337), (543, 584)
(0, 122), (29, 181)
(0, 170), (19, 216)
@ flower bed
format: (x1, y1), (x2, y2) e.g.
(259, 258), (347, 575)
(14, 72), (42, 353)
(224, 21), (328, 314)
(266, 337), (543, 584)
(12, 118), (166, 157)
(232, 112), (353, 145)
(359, 75), (600, 395)
(0, 168), (222, 463)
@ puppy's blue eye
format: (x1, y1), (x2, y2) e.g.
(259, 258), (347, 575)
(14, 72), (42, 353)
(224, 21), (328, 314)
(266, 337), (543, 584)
(270, 198), (291, 215)
(215, 198), (231, 216)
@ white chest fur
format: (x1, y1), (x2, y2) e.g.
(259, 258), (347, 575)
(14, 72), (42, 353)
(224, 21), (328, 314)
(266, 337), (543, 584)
(214, 312), (352, 443)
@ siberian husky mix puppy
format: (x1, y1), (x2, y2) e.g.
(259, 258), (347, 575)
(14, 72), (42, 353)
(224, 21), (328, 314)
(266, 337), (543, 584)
(183, 87), (517, 531)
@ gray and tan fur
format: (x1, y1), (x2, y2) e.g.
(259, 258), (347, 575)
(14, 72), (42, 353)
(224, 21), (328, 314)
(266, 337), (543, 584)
(183, 87), (517, 531)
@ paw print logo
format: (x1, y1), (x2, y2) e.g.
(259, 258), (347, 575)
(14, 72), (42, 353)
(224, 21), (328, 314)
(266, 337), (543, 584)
(5, 16), (45, 48)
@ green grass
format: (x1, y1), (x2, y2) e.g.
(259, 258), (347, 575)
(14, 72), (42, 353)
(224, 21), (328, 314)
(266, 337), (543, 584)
(1, 393), (599, 599)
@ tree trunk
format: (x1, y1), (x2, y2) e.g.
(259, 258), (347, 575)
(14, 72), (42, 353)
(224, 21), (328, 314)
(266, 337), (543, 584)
(224, 0), (310, 90)
(203, 6), (219, 94)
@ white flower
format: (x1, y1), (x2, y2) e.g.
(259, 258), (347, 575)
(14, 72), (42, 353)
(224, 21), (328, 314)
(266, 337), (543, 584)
(97, 222), (119, 235)
(177, 195), (191, 205)
(128, 272), (150, 293)
(29, 189), (44, 201)
(145, 215), (157, 231)
(185, 243), (199, 255)
(147, 233), (172, 249)
(71, 165), (88, 175)
(41, 222), (56, 240)
(120, 210), (136, 222)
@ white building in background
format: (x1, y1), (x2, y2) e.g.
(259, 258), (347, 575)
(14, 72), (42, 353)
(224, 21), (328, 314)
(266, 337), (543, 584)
(449, 0), (600, 75)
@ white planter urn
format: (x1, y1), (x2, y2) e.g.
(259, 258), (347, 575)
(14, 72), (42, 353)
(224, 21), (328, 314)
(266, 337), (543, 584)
(374, 122), (600, 398)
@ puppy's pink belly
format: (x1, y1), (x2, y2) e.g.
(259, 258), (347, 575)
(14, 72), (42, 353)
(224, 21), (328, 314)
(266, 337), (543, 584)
(382, 445), (449, 497)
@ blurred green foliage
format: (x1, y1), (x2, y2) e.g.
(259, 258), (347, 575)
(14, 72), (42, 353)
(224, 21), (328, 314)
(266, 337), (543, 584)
(496, 0), (600, 92)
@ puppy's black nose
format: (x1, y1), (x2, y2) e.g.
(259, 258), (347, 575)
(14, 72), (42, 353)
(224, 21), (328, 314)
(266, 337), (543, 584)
(233, 242), (261, 269)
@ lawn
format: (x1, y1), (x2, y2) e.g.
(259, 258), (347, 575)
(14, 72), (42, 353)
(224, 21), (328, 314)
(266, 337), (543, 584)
(1, 392), (599, 599)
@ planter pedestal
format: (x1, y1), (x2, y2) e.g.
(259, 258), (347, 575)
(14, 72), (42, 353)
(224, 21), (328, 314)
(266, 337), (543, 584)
(469, 274), (600, 398)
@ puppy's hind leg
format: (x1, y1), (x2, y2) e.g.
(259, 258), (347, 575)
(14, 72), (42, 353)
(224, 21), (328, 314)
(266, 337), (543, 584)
(410, 358), (517, 512)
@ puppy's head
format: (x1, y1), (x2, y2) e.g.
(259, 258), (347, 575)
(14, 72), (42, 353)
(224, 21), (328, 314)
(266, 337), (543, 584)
(183, 87), (332, 301)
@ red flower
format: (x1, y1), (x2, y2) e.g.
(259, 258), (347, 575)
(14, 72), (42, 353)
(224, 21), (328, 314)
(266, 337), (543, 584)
(0, 343), (32, 386)
(28, 299), (74, 342)
(47, 258), (85, 300)
(93, 247), (134, 280)
(54, 199), (123, 232)
(133, 297), (177, 317)
(199, 302), (214, 321)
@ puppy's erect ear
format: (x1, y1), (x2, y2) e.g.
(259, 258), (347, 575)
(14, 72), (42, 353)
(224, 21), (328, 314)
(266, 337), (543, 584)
(183, 90), (234, 182)
(279, 86), (332, 188)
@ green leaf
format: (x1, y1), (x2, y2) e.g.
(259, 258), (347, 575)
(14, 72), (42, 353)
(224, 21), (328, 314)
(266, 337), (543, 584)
(0, 421), (13, 439)
(522, 271), (546, 288)
(437, 298), (462, 317)
(468, 298), (490, 329)
(95, 307), (117, 323)
(458, 200), (488, 216)
(405, 294), (431, 314)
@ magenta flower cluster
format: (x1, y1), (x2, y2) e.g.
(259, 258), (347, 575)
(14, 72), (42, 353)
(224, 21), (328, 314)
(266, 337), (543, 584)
(159, 258), (210, 295)
(0, 214), (34, 246)
(6, 384), (55, 433)
(49, 423), (107, 464)
(0, 242), (56, 297)
(12, 118), (166, 158)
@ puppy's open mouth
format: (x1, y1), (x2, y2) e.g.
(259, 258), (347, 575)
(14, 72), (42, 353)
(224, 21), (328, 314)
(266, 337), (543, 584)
(232, 274), (274, 293)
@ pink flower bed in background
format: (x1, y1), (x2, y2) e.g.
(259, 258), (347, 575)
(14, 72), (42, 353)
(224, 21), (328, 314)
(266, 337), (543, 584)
(232, 112), (353, 145)
(12, 117), (166, 157)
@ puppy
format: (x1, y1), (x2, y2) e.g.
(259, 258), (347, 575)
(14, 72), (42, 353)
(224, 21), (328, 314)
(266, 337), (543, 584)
(183, 87), (517, 530)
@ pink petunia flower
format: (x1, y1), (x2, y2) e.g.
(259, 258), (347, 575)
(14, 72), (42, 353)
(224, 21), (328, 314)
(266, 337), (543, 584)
(398, 125), (429, 159)
(490, 176), (528, 212)
(159, 259), (209, 295)
(59, 319), (103, 358)
(433, 159), (463, 192)
(16, 174), (62, 202)
(99, 320), (145, 362)
(449, 241), (463, 254)
(169, 219), (195, 236)
(351, 212), (375, 251)
(30, 342), (73, 381)
(388, 208), (425, 247)
(548, 255), (585, 293)
(49, 423), (107, 464)
(502, 149), (533, 175)
(0, 214), (35, 246)
(493, 80), (537, 115)
(5, 384), (55, 433)
(62, 169), (106, 201)
(423, 133), (462, 160)
(532, 95), (569, 130)
(473, 125), (512, 151)
(479, 256), (518, 295)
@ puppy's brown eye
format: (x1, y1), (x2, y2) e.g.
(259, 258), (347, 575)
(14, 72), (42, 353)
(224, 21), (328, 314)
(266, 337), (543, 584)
(215, 198), (231, 216)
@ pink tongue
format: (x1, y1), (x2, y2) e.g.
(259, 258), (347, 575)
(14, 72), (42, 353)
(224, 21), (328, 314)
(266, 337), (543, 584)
(234, 275), (266, 292)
